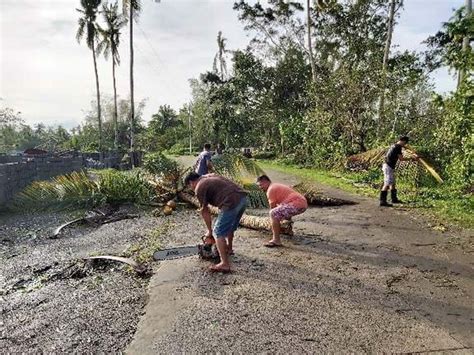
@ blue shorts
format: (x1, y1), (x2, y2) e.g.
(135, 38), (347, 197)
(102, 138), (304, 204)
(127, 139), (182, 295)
(213, 196), (247, 238)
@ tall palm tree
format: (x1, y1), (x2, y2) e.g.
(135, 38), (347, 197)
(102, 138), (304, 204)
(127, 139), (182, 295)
(213, 31), (230, 81)
(76, 0), (103, 152)
(98, 1), (127, 150)
(122, 0), (142, 166)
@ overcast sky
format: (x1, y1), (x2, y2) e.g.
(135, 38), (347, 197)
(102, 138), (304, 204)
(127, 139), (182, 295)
(0, 0), (464, 129)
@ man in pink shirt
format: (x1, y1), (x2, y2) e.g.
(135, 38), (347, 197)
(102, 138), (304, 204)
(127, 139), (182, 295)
(256, 175), (308, 247)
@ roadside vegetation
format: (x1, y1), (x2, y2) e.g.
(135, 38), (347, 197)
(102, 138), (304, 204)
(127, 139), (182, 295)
(258, 160), (473, 229)
(1, 1), (471, 230)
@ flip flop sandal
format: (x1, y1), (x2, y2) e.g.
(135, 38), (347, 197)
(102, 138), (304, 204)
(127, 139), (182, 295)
(209, 265), (231, 274)
(264, 241), (283, 248)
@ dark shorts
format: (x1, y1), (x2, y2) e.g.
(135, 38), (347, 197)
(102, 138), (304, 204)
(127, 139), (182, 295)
(213, 196), (247, 238)
(270, 204), (306, 221)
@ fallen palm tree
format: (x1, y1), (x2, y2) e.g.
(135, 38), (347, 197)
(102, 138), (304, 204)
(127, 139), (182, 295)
(178, 191), (293, 235)
(293, 181), (357, 206)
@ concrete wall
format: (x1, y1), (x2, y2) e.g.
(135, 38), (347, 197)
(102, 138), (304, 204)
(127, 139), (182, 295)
(0, 152), (124, 208)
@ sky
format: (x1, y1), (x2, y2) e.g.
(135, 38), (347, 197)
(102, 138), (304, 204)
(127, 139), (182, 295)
(0, 0), (465, 129)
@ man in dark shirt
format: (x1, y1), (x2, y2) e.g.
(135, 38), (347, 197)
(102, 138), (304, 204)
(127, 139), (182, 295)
(380, 136), (418, 206)
(184, 172), (247, 273)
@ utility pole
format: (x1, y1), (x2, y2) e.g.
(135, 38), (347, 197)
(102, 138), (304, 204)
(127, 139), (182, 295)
(188, 103), (192, 155)
(377, 0), (397, 139)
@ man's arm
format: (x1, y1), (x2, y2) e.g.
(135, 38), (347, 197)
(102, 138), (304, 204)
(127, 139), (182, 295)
(200, 205), (213, 236)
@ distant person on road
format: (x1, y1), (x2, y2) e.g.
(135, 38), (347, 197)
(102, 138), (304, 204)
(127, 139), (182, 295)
(194, 143), (214, 176)
(256, 175), (308, 248)
(380, 135), (419, 207)
(184, 172), (247, 273)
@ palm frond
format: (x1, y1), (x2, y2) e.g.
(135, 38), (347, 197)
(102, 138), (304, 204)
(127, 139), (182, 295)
(405, 145), (444, 183)
(242, 181), (269, 208)
(14, 171), (101, 211)
(212, 153), (265, 180)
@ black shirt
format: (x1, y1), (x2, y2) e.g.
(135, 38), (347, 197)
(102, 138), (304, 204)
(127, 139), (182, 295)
(385, 144), (402, 169)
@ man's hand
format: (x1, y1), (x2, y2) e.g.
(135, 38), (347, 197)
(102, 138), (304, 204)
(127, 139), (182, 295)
(412, 154), (420, 161)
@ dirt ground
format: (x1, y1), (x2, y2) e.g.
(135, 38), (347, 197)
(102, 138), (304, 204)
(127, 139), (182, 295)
(1, 160), (473, 353)
(128, 160), (473, 354)
(0, 205), (204, 353)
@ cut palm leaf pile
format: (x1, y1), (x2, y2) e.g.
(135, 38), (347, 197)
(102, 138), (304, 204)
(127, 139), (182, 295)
(346, 146), (443, 184)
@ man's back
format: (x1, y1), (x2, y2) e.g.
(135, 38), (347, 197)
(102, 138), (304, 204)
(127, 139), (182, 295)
(195, 150), (212, 175)
(267, 183), (307, 209)
(195, 175), (246, 210)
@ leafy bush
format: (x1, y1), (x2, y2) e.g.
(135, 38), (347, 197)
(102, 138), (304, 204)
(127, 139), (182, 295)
(96, 169), (154, 205)
(143, 152), (179, 177)
(165, 143), (191, 156)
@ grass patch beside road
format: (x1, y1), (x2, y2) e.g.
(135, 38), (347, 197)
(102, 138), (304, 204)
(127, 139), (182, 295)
(258, 160), (473, 230)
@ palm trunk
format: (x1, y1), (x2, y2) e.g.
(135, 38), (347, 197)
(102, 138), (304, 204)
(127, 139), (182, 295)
(458, 0), (472, 87)
(178, 191), (294, 235)
(307, 0), (317, 83)
(129, 4), (135, 167)
(92, 44), (102, 153)
(377, 0), (397, 138)
(112, 58), (119, 150)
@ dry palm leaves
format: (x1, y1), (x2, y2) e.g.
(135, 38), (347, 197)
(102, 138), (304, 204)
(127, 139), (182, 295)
(293, 181), (356, 206)
(346, 146), (443, 184)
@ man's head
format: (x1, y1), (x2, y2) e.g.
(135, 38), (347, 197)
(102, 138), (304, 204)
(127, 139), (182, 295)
(184, 172), (201, 191)
(204, 143), (211, 151)
(256, 175), (271, 191)
(397, 135), (409, 147)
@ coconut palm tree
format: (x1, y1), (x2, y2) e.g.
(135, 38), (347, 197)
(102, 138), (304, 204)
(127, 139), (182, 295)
(121, 0), (142, 166)
(98, 1), (127, 150)
(76, 0), (103, 153)
(213, 31), (230, 81)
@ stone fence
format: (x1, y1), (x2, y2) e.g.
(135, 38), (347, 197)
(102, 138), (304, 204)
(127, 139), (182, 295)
(0, 152), (126, 208)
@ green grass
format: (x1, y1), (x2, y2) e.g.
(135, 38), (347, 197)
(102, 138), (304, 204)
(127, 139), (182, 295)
(258, 160), (473, 229)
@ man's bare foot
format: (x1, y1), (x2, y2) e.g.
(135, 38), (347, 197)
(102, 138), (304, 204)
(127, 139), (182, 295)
(264, 240), (283, 248)
(209, 263), (231, 273)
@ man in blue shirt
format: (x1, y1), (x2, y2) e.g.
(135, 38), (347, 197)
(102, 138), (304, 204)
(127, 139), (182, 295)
(195, 143), (214, 176)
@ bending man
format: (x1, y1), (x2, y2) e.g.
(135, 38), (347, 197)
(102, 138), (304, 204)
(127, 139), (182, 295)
(380, 135), (419, 207)
(184, 172), (247, 273)
(256, 175), (308, 247)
